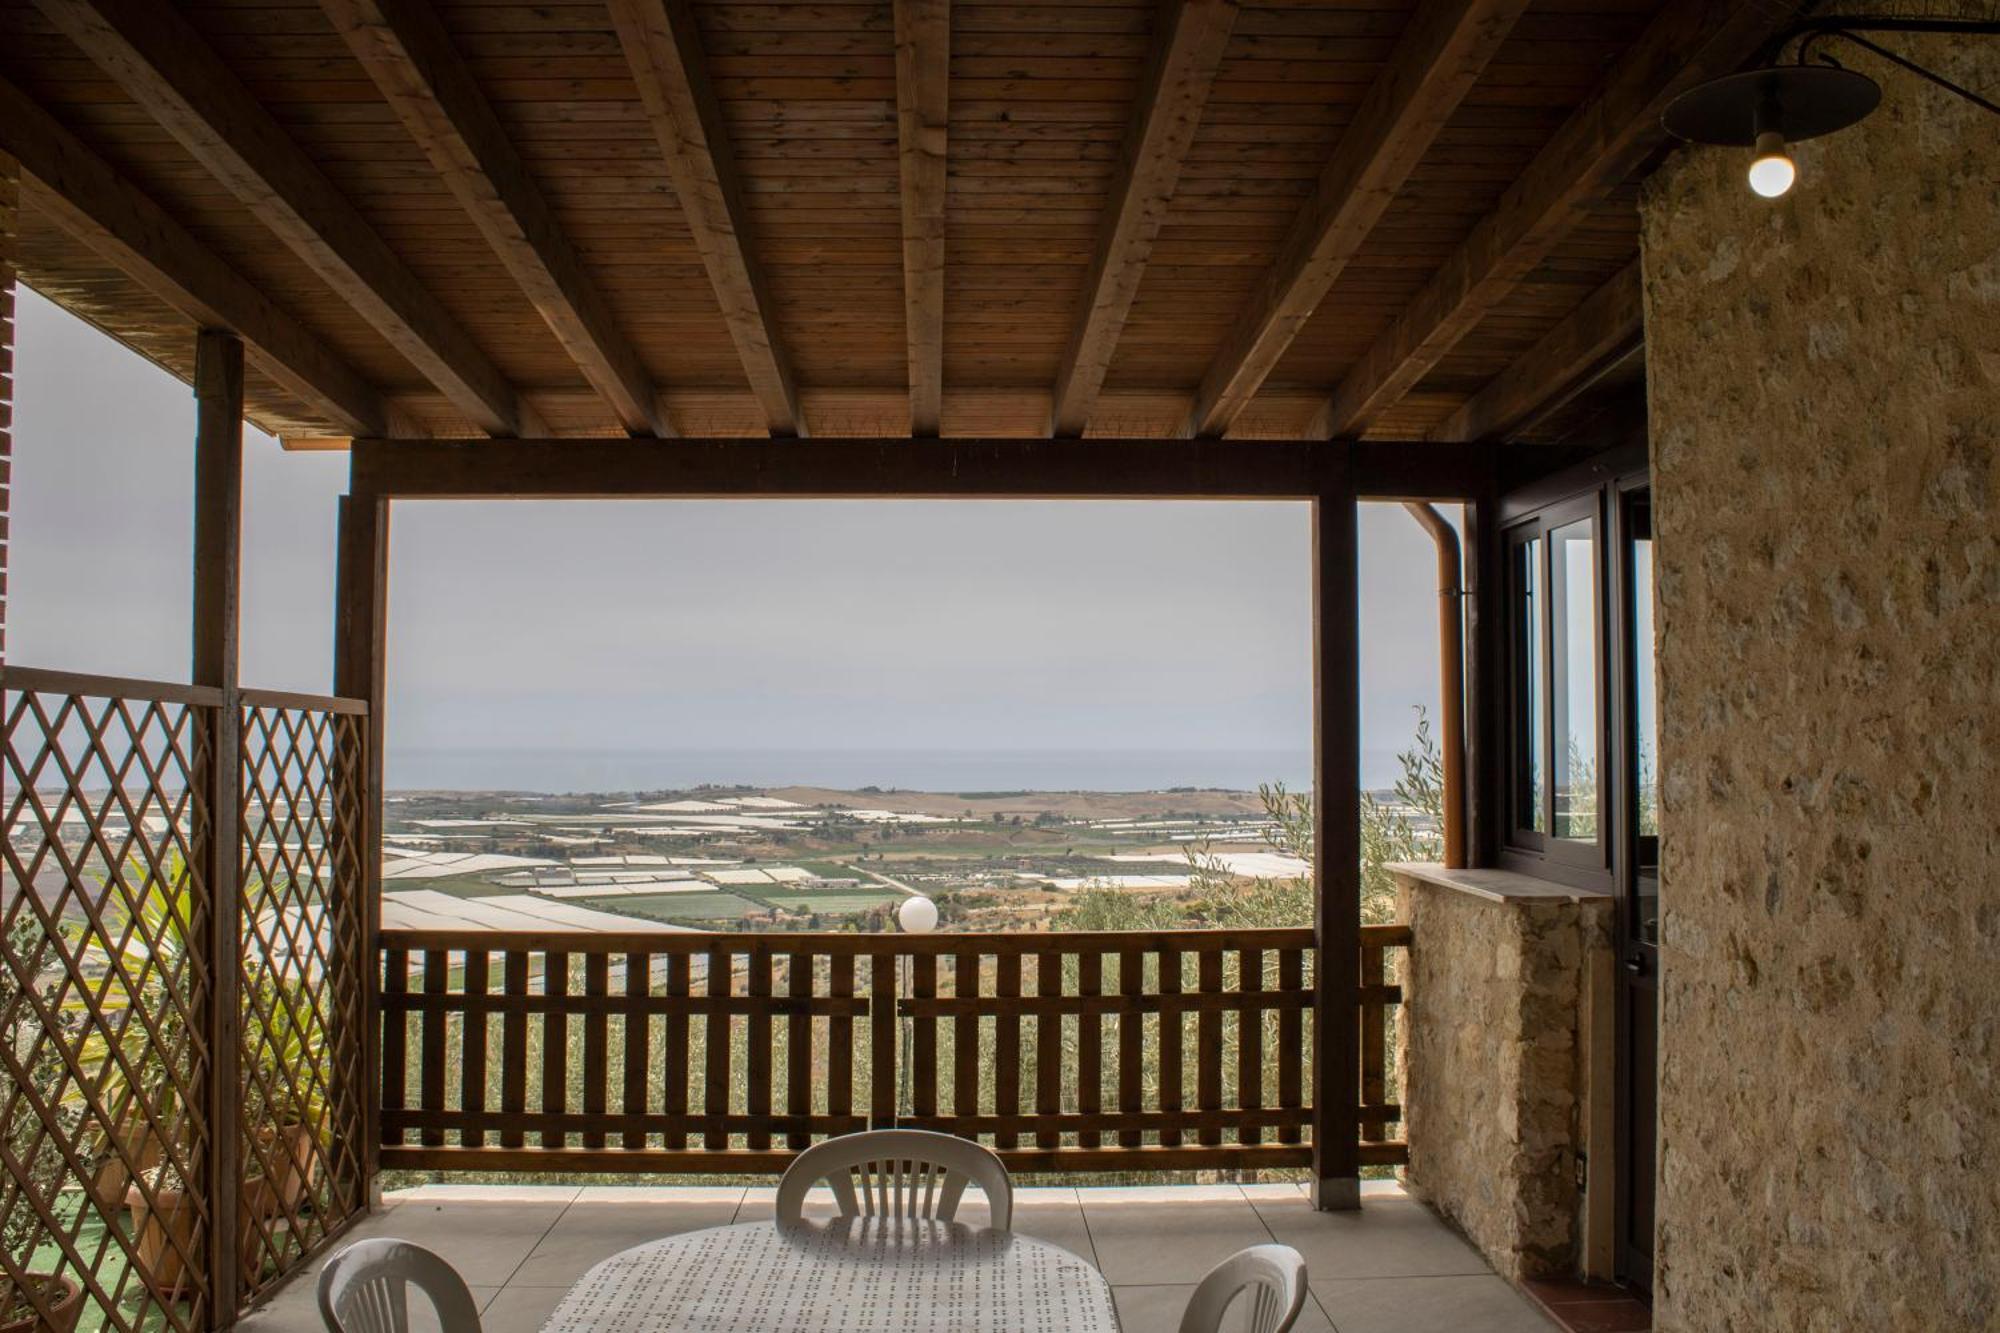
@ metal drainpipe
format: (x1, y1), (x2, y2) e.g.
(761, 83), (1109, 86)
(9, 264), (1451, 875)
(1401, 502), (1466, 868)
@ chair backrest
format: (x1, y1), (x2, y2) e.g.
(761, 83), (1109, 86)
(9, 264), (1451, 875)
(776, 1130), (1013, 1230)
(1178, 1244), (1308, 1333)
(317, 1238), (484, 1333)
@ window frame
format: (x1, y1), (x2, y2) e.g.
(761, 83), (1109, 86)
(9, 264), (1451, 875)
(1500, 490), (1611, 884)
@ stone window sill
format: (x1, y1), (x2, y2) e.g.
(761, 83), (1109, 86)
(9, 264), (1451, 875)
(1385, 861), (1613, 905)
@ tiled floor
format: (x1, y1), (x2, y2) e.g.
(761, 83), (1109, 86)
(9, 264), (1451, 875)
(242, 1181), (1560, 1333)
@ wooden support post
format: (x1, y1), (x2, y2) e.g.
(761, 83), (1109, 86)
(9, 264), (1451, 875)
(333, 487), (388, 1197)
(0, 149), (15, 667)
(192, 329), (243, 1320)
(1310, 445), (1360, 1210)
(1464, 483), (1504, 867)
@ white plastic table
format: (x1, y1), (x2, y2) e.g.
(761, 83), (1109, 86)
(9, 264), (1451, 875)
(537, 1217), (1122, 1332)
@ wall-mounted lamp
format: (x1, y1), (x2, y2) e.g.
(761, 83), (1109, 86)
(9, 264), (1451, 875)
(1662, 17), (2000, 199)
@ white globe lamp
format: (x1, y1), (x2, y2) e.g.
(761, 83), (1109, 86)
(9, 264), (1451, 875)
(896, 896), (939, 934)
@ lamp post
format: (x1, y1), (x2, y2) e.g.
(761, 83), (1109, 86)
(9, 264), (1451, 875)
(895, 896), (937, 1124)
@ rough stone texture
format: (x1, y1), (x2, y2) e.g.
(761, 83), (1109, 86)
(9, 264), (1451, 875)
(1395, 870), (1613, 1281)
(1641, 25), (1999, 1333)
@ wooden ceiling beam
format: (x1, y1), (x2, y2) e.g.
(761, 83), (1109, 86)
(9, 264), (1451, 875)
(1316, 0), (1801, 439)
(1051, 0), (1237, 439)
(321, 0), (671, 438)
(34, 0), (534, 438)
(608, 0), (806, 438)
(1184, 0), (1527, 440)
(894, 0), (950, 438)
(1431, 260), (1642, 443)
(0, 75), (385, 437)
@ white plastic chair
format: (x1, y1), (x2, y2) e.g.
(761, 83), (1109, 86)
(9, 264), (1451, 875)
(776, 1129), (1013, 1230)
(1179, 1244), (1308, 1333)
(317, 1238), (483, 1333)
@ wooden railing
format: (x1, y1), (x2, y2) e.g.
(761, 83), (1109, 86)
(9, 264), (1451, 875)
(377, 925), (1409, 1176)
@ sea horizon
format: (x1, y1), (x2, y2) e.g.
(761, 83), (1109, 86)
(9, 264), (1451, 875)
(384, 745), (1418, 796)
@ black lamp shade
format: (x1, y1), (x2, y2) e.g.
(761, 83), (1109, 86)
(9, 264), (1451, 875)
(1663, 66), (1882, 146)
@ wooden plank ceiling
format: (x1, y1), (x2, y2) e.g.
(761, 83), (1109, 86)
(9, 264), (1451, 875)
(0, 0), (1791, 446)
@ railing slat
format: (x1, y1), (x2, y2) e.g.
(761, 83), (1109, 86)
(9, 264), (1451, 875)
(501, 951), (528, 1150)
(1361, 937), (1387, 1144)
(1158, 945), (1183, 1149)
(705, 947), (730, 1151)
(1076, 951), (1102, 1150)
(1277, 947), (1303, 1146)
(828, 953), (855, 1123)
(624, 952), (652, 1149)
(747, 951), (773, 1150)
(912, 953), (937, 1122)
(785, 952), (812, 1150)
(663, 953), (691, 1151)
(461, 949), (489, 1149)
(994, 952), (1021, 1150)
(542, 951), (570, 1150)
(381, 947), (409, 1147)
(1117, 947), (1142, 1149)
(952, 948), (978, 1124)
(1197, 947), (1223, 1149)
(1238, 946), (1263, 1147)
(420, 950), (449, 1149)
(1035, 951), (1061, 1151)
(869, 953), (896, 1128)
(582, 952), (610, 1150)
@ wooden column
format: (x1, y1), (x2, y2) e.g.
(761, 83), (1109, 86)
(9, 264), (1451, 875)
(1464, 483), (1505, 867)
(1310, 445), (1360, 1209)
(192, 329), (243, 1321)
(333, 488), (387, 1193)
(0, 149), (16, 666)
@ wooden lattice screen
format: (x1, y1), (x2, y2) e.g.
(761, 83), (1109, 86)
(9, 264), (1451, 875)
(236, 691), (369, 1303)
(0, 668), (368, 1332)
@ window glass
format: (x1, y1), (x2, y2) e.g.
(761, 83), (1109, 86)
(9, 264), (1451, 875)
(1551, 519), (1598, 841)
(1515, 536), (1545, 834)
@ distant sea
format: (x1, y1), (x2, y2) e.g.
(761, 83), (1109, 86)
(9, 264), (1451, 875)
(383, 746), (1413, 796)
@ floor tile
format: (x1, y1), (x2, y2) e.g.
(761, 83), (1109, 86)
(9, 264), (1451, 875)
(343, 1197), (571, 1287)
(1079, 1189), (1276, 1286)
(1113, 1283), (1336, 1333)
(480, 1285), (571, 1333)
(1249, 1193), (1492, 1281)
(508, 1194), (744, 1286)
(1314, 1274), (1559, 1332)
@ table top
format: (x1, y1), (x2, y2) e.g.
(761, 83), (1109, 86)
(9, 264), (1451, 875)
(539, 1217), (1122, 1333)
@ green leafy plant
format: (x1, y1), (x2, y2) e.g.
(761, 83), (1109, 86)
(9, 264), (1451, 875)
(1, 918), (91, 1325)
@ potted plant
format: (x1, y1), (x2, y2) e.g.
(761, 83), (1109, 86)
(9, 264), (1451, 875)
(2, 920), (89, 1333)
(122, 1152), (277, 1299)
(241, 970), (329, 1216)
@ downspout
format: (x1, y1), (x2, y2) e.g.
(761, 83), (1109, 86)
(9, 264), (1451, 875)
(1402, 503), (1466, 868)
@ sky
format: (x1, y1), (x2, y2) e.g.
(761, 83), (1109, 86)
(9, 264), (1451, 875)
(7, 285), (1452, 791)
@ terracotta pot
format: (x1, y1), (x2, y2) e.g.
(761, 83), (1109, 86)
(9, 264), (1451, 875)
(0, 1275), (84, 1333)
(124, 1174), (275, 1297)
(88, 1122), (162, 1214)
(251, 1123), (318, 1214)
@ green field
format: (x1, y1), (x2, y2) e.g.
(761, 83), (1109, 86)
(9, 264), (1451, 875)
(583, 891), (761, 922)
(760, 891), (900, 914)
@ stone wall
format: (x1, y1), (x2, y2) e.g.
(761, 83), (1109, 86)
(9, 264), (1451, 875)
(1640, 25), (1999, 1332)
(1392, 865), (1614, 1282)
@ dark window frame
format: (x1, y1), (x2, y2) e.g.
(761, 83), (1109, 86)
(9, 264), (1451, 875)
(1499, 482), (1621, 889)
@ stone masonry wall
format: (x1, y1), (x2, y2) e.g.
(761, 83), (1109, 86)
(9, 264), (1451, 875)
(1395, 869), (1613, 1281)
(1640, 25), (1999, 1332)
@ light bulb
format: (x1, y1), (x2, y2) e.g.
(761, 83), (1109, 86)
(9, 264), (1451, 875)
(1747, 129), (1795, 198)
(896, 896), (939, 934)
